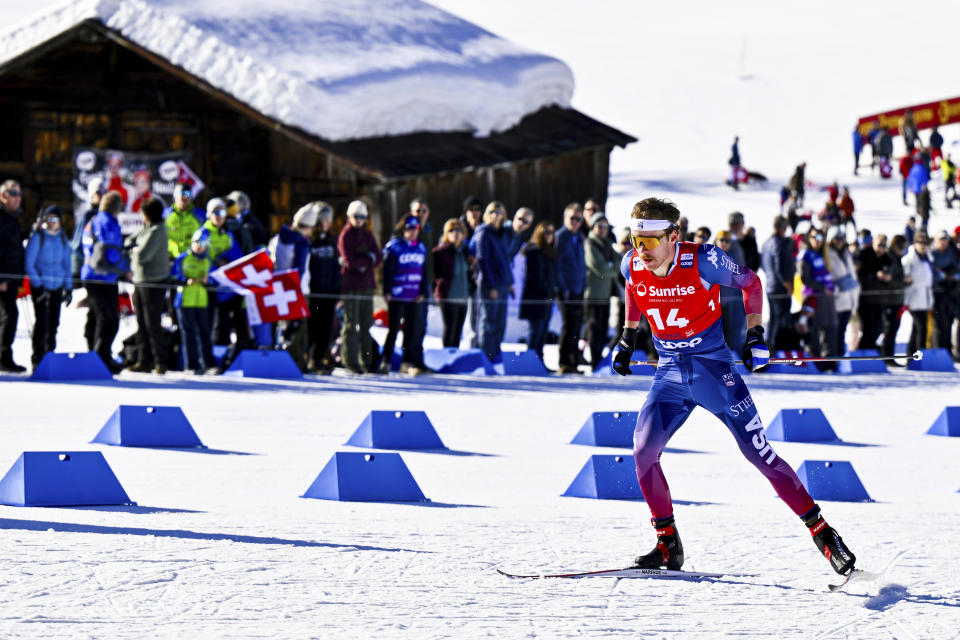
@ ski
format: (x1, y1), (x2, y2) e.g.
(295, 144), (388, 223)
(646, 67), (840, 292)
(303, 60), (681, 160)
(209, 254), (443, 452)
(497, 567), (756, 580)
(827, 550), (906, 593)
(828, 569), (880, 592)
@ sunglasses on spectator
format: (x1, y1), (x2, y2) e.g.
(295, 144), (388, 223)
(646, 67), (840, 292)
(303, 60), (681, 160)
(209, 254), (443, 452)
(570, 216), (583, 222)
(4, 190), (21, 197)
(449, 228), (463, 234)
(630, 233), (668, 250)
(352, 213), (367, 220)
(416, 208), (428, 213)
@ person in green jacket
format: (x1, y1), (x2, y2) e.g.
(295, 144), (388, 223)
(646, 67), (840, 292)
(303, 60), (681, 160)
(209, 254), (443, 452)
(584, 211), (621, 368)
(165, 183), (202, 259)
(126, 197), (170, 373)
(173, 228), (213, 374)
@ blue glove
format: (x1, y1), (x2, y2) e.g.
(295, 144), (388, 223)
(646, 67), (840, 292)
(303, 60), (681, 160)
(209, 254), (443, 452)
(612, 327), (637, 376)
(741, 326), (770, 372)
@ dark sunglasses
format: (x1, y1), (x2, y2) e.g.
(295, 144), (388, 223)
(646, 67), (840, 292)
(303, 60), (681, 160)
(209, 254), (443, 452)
(416, 208), (428, 213)
(5, 190), (22, 197)
(570, 216), (583, 222)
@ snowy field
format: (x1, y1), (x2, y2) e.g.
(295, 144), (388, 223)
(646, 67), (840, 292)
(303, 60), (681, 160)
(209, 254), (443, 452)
(2, 355), (960, 638)
(4, 0), (960, 638)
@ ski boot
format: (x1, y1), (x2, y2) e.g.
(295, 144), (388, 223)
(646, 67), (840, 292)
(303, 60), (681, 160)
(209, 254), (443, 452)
(802, 506), (856, 575)
(633, 516), (684, 570)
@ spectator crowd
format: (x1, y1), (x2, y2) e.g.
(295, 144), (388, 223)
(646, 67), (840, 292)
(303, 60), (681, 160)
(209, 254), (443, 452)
(2, 131), (960, 377)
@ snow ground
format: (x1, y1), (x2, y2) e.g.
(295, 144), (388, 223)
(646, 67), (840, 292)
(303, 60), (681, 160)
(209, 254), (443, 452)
(1, 356), (959, 638)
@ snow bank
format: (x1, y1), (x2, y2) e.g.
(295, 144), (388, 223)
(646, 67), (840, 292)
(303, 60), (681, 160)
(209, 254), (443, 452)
(0, 0), (574, 141)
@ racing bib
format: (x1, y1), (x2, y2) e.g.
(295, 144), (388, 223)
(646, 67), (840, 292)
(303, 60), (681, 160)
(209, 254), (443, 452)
(628, 242), (722, 342)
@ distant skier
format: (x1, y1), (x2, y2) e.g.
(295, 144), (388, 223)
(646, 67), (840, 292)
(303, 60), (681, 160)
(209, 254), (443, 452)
(728, 136), (741, 190)
(852, 125), (863, 175)
(611, 197), (856, 577)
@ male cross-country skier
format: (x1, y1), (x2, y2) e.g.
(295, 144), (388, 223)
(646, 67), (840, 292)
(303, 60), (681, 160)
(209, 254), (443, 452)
(612, 197), (856, 576)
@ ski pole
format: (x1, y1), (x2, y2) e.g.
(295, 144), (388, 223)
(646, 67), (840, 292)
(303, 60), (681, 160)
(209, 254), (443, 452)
(629, 351), (923, 367)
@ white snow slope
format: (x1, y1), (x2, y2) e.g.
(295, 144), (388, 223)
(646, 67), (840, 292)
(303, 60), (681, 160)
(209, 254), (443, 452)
(3, 1), (960, 638)
(0, 0), (573, 140)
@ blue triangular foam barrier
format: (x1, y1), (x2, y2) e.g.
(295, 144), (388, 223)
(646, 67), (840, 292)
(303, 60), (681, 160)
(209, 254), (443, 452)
(907, 348), (957, 372)
(766, 409), (839, 442)
(570, 411), (639, 447)
(30, 352), (113, 381)
(795, 460), (871, 502)
(500, 350), (549, 376)
(345, 411), (446, 450)
(0, 452), (134, 507)
(562, 455), (645, 500)
(301, 452), (427, 502)
(92, 405), (205, 448)
(423, 348), (497, 375)
(222, 349), (302, 378)
(927, 407), (960, 437)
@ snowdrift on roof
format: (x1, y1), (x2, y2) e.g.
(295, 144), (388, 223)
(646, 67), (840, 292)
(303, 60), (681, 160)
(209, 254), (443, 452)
(0, 0), (574, 141)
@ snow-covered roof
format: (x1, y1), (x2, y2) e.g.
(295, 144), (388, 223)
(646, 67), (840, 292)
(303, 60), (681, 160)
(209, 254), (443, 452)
(0, 0), (575, 142)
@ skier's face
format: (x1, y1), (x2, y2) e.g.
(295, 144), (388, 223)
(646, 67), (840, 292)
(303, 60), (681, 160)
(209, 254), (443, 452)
(632, 230), (676, 272)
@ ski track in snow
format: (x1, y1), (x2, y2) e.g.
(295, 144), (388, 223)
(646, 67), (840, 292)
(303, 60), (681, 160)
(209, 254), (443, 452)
(1, 363), (959, 638)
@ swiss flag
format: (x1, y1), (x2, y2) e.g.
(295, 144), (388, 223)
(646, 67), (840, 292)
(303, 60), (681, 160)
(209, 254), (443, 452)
(211, 249), (275, 296)
(244, 270), (309, 325)
(210, 250), (309, 325)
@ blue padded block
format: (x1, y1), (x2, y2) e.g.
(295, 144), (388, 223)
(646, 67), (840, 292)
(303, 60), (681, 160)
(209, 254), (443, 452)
(211, 345), (227, 365)
(592, 349), (656, 376)
(423, 348), (496, 375)
(92, 405), (205, 448)
(301, 452), (426, 502)
(571, 411), (639, 447)
(222, 349), (302, 378)
(927, 406), (960, 437)
(765, 351), (821, 375)
(346, 410), (446, 450)
(795, 460), (871, 502)
(562, 455), (645, 500)
(907, 348), (957, 372)
(30, 352), (113, 381)
(766, 408), (839, 442)
(0, 451), (134, 507)
(837, 349), (889, 374)
(500, 350), (549, 376)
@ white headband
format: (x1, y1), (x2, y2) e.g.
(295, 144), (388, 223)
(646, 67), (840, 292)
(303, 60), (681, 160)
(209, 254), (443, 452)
(630, 219), (674, 232)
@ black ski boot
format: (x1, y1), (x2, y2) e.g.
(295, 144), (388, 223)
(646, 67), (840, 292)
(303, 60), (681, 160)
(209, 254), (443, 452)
(633, 516), (684, 570)
(802, 506), (856, 575)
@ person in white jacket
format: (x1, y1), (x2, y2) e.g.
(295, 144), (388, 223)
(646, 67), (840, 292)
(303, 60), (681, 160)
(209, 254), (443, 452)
(902, 231), (935, 354)
(825, 227), (861, 354)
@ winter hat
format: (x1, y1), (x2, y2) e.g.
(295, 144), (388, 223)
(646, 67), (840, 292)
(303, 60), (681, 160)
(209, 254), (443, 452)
(315, 201), (334, 221)
(87, 177), (106, 199)
(227, 190), (250, 212)
(347, 200), (368, 219)
(191, 227), (211, 250)
(462, 195), (482, 211)
(715, 230), (733, 242)
(402, 215), (421, 230)
(42, 204), (62, 221)
(937, 229), (950, 240)
(589, 212), (607, 228)
(206, 197), (227, 217)
(173, 182), (193, 200)
(292, 202), (319, 228)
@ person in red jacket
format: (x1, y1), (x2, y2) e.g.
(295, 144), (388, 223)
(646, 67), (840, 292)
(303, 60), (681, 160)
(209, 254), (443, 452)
(899, 155), (914, 206)
(337, 200), (381, 374)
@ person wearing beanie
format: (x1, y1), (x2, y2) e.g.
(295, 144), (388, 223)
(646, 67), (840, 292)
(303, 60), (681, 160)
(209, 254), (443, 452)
(227, 189), (267, 249)
(380, 215), (429, 374)
(172, 227), (214, 374)
(902, 230), (935, 356)
(270, 202), (316, 277)
(24, 205), (72, 369)
(124, 197), (170, 373)
(307, 201), (339, 372)
(164, 182), (203, 259)
(584, 212), (619, 368)
(223, 195), (254, 255)
(338, 200), (381, 373)
(70, 177), (107, 281)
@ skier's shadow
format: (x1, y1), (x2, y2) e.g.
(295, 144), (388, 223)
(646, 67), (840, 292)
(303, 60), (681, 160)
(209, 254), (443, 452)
(862, 584), (960, 610)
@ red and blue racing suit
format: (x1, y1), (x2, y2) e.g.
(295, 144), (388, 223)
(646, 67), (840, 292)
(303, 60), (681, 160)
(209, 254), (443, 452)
(622, 241), (815, 520)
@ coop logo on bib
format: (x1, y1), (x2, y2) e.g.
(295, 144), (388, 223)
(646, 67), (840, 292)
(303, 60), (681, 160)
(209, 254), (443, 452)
(680, 252), (694, 268)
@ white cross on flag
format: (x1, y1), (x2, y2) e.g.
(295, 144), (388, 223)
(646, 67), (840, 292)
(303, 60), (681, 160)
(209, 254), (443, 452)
(245, 269), (309, 325)
(210, 250), (309, 325)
